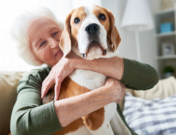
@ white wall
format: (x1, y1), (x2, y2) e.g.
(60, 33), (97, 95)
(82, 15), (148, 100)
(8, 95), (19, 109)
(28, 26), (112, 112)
(56, 0), (102, 24)
(72, 0), (102, 9)
(101, 0), (161, 69)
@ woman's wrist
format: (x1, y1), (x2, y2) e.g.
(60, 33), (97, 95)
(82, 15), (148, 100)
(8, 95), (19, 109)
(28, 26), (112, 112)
(67, 51), (82, 69)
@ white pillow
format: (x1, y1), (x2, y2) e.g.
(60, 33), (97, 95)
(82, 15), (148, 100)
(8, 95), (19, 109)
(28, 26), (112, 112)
(123, 92), (176, 135)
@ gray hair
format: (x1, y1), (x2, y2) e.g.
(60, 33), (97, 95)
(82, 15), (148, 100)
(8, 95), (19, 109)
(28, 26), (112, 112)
(11, 7), (64, 66)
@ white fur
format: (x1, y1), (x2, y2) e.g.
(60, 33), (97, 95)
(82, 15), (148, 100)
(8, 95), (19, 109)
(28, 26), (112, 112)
(69, 5), (131, 135)
(69, 70), (106, 90)
(76, 6), (107, 60)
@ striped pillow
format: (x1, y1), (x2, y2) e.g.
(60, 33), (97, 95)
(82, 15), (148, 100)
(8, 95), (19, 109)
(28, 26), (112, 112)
(123, 92), (176, 135)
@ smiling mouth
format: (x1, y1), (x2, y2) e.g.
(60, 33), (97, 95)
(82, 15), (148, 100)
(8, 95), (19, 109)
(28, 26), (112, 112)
(81, 41), (107, 59)
(55, 50), (62, 57)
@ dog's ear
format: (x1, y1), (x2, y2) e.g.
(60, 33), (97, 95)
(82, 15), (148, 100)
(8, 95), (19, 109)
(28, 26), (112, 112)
(105, 9), (121, 52)
(59, 11), (74, 57)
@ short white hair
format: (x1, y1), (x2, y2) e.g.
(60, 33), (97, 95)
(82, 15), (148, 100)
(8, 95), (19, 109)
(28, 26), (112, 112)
(11, 7), (64, 66)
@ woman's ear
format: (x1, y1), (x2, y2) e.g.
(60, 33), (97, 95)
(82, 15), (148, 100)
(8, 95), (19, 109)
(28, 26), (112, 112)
(59, 10), (74, 57)
(104, 8), (121, 52)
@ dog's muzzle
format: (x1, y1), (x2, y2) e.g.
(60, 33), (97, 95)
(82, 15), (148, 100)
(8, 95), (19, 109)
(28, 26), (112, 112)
(80, 23), (107, 59)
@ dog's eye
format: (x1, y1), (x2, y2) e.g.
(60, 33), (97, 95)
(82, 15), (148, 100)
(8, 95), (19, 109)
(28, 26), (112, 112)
(74, 18), (80, 24)
(99, 14), (106, 21)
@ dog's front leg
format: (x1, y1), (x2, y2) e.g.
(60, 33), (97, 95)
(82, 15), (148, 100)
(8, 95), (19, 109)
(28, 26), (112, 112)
(82, 107), (114, 135)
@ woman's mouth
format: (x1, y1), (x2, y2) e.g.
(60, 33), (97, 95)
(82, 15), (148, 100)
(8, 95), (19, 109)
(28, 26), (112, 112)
(55, 50), (63, 57)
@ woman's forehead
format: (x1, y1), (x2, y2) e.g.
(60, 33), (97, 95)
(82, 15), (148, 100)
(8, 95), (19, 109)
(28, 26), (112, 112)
(28, 17), (59, 36)
(28, 17), (59, 45)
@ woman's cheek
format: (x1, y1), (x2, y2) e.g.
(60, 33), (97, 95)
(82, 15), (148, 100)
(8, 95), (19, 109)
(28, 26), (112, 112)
(42, 48), (53, 63)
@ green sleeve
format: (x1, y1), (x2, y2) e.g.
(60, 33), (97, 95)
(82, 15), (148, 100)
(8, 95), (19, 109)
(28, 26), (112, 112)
(10, 67), (63, 135)
(120, 58), (159, 90)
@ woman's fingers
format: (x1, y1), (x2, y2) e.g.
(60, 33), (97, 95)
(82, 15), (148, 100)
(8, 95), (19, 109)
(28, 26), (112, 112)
(115, 89), (125, 104)
(41, 77), (55, 99)
(41, 52), (77, 100)
(105, 77), (126, 102)
(54, 79), (61, 101)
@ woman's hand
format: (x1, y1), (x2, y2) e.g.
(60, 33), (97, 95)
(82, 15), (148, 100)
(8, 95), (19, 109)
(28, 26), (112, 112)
(41, 52), (79, 101)
(105, 78), (126, 103)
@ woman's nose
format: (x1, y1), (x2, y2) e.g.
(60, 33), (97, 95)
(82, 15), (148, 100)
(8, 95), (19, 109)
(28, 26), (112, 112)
(49, 37), (58, 48)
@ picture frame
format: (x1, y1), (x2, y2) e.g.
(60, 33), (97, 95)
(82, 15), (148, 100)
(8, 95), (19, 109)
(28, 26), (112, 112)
(162, 43), (175, 56)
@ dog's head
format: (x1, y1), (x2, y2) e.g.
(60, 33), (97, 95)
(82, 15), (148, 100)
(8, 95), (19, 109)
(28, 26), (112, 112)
(59, 5), (121, 60)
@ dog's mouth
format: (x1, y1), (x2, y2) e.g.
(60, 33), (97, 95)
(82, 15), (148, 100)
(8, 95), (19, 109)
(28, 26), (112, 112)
(81, 41), (107, 59)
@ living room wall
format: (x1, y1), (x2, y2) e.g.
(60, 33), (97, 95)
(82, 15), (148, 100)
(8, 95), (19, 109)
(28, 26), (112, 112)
(101, 0), (161, 69)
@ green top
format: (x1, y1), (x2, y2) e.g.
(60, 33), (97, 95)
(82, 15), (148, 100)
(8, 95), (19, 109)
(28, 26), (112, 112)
(10, 58), (159, 135)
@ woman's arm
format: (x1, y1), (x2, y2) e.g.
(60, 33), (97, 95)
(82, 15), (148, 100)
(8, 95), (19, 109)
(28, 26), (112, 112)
(41, 52), (159, 99)
(11, 68), (125, 135)
(74, 56), (159, 90)
(11, 68), (62, 135)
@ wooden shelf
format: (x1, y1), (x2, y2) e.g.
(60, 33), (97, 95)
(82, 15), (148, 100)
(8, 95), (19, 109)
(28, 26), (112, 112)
(155, 8), (174, 15)
(155, 31), (176, 37)
(154, 7), (176, 79)
(156, 55), (176, 60)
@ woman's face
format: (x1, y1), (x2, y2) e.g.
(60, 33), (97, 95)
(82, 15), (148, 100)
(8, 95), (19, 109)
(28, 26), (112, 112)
(28, 17), (63, 67)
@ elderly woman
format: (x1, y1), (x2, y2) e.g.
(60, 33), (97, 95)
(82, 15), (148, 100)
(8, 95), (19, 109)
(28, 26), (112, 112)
(10, 7), (158, 135)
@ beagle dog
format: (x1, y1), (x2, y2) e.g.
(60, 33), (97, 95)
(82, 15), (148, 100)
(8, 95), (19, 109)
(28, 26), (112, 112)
(43, 5), (132, 135)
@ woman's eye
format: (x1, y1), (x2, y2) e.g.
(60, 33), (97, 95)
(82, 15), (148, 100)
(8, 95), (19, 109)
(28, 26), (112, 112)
(99, 14), (106, 21)
(40, 41), (46, 47)
(74, 17), (80, 24)
(52, 32), (58, 36)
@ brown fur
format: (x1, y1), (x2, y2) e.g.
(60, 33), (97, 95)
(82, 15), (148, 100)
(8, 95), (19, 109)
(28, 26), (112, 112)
(82, 108), (105, 131)
(59, 7), (87, 57)
(43, 77), (105, 135)
(70, 7), (86, 48)
(94, 5), (121, 52)
(93, 5), (110, 31)
(52, 118), (84, 135)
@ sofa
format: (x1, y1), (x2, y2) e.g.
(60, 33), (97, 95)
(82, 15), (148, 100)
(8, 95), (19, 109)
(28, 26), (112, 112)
(0, 71), (176, 135)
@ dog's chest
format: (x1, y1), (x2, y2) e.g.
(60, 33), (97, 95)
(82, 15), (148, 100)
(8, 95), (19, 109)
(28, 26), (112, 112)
(69, 69), (106, 90)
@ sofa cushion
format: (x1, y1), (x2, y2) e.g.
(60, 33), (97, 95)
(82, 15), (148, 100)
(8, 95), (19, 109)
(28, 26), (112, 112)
(132, 76), (176, 100)
(119, 76), (176, 111)
(0, 72), (24, 135)
(123, 92), (176, 135)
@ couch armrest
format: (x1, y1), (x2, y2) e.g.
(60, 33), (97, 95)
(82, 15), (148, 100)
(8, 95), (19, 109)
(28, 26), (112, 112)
(0, 72), (24, 135)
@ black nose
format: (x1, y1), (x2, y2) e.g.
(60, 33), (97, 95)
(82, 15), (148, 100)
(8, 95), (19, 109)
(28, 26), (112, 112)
(85, 23), (100, 35)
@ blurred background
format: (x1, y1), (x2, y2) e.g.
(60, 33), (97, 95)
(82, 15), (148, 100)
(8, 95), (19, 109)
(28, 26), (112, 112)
(0, 0), (176, 79)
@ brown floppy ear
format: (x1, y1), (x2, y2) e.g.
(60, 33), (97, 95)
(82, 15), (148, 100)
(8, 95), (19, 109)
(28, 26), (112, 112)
(105, 9), (121, 52)
(59, 11), (73, 57)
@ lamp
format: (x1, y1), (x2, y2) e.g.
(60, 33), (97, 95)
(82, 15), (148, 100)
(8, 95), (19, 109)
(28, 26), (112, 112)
(121, 0), (154, 61)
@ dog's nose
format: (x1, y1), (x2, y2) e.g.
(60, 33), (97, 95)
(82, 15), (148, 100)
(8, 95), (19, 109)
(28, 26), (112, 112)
(85, 23), (100, 35)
